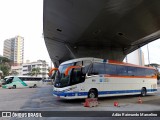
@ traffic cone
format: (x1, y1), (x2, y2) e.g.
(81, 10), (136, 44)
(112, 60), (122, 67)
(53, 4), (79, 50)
(138, 97), (142, 104)
(83, 98), (98, 107)
(83, 98), (90, 107)
(114, 101), (119, 107)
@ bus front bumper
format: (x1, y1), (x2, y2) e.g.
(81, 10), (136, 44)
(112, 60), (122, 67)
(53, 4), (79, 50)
(2, 85), (12, 89)
(53, 91), (88, 99)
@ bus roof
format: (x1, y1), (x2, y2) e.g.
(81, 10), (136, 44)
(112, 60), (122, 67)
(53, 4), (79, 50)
(60, 57), (155, 70)
(4, 76), (42, 79)
(60, 57), (95, 65)
(108, 60), (155, 70)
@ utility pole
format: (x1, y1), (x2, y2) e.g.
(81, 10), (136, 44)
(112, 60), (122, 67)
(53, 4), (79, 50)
(126, 55), (128, 63)
(50, 59), (52, 68)
(147, 44), (150, 66)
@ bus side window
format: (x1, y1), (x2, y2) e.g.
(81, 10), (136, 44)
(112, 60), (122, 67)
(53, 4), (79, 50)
(145, 69), (156, 77)
(116, 65), (128, 76)
(26, 78), (29, 81)
(19, 77), (24, 81)
(82, 60), (92, 74)
(76, 61), (82, 66)
(88, 63), (105, 75)
(136, 68), (146, 76)
(6, 77), (14, 84)
(127, 66), (137, 76)
(105, 64), (117, 75)
(70, 68), (82, 85)
(27, 78), (30, 81)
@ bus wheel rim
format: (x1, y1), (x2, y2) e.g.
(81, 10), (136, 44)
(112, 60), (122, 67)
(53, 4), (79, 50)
(142, 88), (146, 96)
(90, 93), (95, 98)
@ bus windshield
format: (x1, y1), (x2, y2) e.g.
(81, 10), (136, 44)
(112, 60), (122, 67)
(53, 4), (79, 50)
(54, 60), (91, 88)
(54, 63), (74, 88)
(5, 77), (14, 84)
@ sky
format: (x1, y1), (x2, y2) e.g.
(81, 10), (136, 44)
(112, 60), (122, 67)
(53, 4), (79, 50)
(141, 39), (160, 64)
(0, 0), (51, 64)
(0, 0), (160, 65)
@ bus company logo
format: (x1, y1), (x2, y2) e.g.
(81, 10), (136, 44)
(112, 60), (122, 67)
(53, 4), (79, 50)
(2, 112), (11, 117)
(1, 112), (43, 118)
(100, 79), (103, 82)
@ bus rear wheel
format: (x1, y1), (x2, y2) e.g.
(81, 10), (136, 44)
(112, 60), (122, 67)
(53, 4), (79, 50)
(88, 89), (98, 98)
(13, 85), (16, 89)
(141, 87), (147, 97)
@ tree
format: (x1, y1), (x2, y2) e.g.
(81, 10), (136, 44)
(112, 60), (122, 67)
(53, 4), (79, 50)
(11, 70), (19, 76)
(149, 63), (159, 68)
(0, 56), (11, 63)
(0, 56), (11, 78)
(145, 63), (160, 80)
(29, 67), (41, 77)
(0, 65), (10, 76)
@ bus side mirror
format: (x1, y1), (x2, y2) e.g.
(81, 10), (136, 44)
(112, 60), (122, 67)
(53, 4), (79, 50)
(65, 66), (82, 76)
(48, 68), (58, 77)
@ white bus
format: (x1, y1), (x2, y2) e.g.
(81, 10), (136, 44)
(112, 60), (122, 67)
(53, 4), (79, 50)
(51, 58), (157, 99)
(2, 76), (42, 89)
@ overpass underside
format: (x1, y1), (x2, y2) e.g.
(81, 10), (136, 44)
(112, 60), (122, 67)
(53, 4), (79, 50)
(43, 0), (160, 67)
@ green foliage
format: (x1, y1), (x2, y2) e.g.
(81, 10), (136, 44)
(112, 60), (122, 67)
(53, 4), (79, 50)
(0, 64), (10, 77)
(0, 56), (10, 63)
(29, 67), (41, 76)
(11, 70), (19, 76)
(149, 63), (159, 68)
(0, 57), (11, 77)
(145, 63), (160, 80)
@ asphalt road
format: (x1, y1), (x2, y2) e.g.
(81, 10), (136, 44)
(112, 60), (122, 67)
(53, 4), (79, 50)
(0, 85), (160, 120)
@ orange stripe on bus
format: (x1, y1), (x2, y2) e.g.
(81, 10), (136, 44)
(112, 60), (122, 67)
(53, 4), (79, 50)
(48, 68), (58, 76)
(104, 75), (157, 79)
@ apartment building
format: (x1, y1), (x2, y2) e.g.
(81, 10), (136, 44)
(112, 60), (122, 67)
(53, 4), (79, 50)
(22, 60), (49, 78)
(3, 36), (24, 65)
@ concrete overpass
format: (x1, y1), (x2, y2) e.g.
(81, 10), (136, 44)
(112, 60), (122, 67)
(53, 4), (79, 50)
(43, 0), (160, 67)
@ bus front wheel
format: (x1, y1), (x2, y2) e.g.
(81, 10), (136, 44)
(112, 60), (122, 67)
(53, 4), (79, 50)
(141, 87), (147, 97)
(88, 89), (98, 98)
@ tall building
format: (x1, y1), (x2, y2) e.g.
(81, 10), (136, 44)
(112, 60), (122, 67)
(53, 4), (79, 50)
(124, 48), (145, 66)
(3, 36), (24, 65)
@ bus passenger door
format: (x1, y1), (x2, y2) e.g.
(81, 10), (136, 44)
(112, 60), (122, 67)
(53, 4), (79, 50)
(68, 60), (91, 92)
(87, 62), (106, 91)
